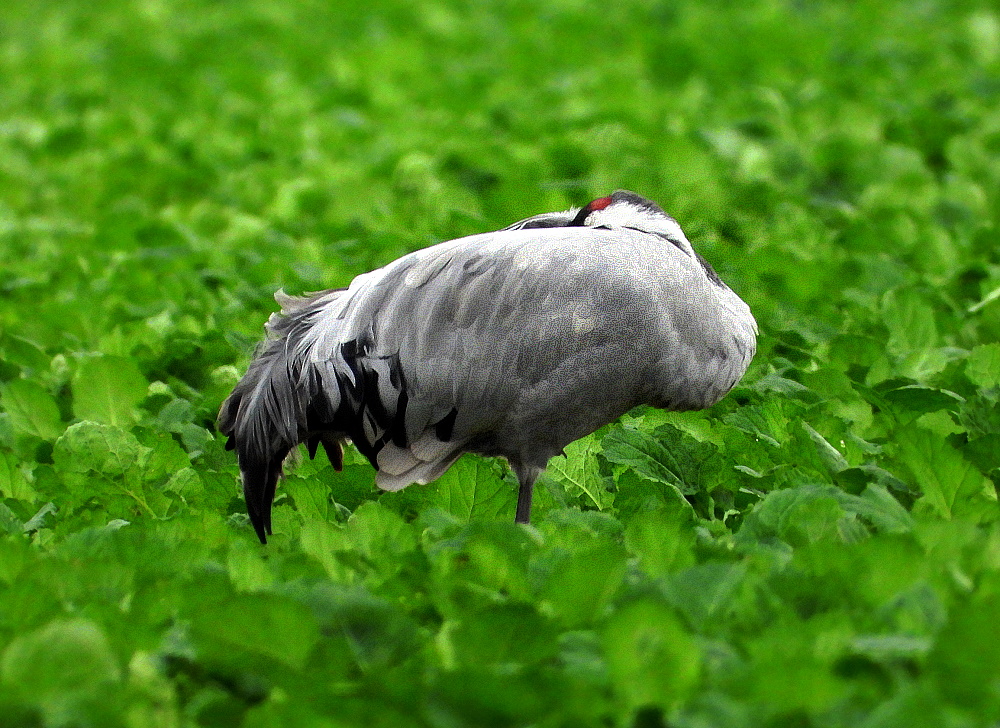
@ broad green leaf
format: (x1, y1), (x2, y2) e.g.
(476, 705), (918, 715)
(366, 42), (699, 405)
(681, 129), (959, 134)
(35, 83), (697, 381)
(750, 372), (822, 403)
(839, 484), (914, 533)
(431, 455), (513, 520)
(928, 585), (1000, 712)
(882, 386), (964, 413)
(802, 422), (849, 474)
(292, 585), (421, 672)
(53, 421), (151, 481)
(72, 355), (148, 427)
(431, 523), (537, 609)
(343, 501), (418, 583)
(300, 520), (350, 581)
(164, 467), (202, 499)
(52, 422), (171, 518)
(0, 619), (121, 716)
(0, 334), (50, 373)
(724, 399), (794, 448)
(538, 508), (623, 549)
(828, 334), (883, 370)
(624, 508), (696, 579)
(0, 450), (35, 501)
(745, 619), (846, 713)
(884, 288), (938, 357)
(227, 537), (275, 592)
(603, 426), (685, 489)
(966, 342), (1000, 388)
(0, 379), (63, 440)
(601, 598), (699, 710)
(603, 424), (722, 496)
(283, 474), (330, 522)
(444, 603), (557, 667)
(738, 484), (847, 547)
(962, 434), (1000, 474)
(662, 562), (747, 630)
(0, 502), (22, 534)
(545, 436), (609, 510)
(602, 468), (695, 521)
(188, 590), (320, 671)
(893, 424), (995, 521)
(880, 290), (956, 379)
(137, 428), (191, 477)
(541, 543), (627, 628)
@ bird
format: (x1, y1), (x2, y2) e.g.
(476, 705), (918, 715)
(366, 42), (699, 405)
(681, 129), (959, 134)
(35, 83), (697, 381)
(218, 190), (757, 543)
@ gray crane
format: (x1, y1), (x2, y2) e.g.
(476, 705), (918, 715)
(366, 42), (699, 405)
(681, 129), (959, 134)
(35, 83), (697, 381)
(218, 190), (757, 543)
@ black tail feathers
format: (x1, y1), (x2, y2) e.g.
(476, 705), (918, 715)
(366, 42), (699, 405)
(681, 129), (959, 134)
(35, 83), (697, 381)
(217, 338), (304, 544)
(238, 450), (287, 543)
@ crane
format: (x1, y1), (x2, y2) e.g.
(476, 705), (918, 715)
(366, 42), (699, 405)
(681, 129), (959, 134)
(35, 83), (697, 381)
(218, 190), (757, 543)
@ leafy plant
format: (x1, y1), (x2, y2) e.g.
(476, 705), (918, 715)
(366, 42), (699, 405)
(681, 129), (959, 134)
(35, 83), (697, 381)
(2, 0), (1000, 725)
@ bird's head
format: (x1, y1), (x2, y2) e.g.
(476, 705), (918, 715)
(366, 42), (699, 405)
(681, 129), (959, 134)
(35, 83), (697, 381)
(505, 190), (697, 259)
(569, 190), (697, 258)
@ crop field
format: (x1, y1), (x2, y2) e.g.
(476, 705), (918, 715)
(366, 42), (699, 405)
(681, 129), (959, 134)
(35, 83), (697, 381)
(2, 0), (1000, 725)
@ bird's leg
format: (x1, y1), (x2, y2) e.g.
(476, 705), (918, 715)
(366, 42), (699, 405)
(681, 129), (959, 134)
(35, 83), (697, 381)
(515, 479), (533, 524)
(514, 466), (539, 524)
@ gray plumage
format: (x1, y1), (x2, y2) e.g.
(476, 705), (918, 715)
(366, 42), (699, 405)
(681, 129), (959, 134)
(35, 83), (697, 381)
(218, 190), (757, 543)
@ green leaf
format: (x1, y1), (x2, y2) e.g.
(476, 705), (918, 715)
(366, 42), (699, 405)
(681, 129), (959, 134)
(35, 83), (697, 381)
(928, 584), (1000, 713)
(544, 435), (610, 510)
(884, 288), (938, 356)
(828, 334), (884, 370)
(0, 619), (121, 717)
(603, 424), (721, 496)
(962, 434), (1000, 474)
(343, 501), (418, 580)
(724, 399), (792, 448)
(188, 589), (320, 671)
(53, 421), (151, 481)
(432, 523), (537, 608)
(839, 484), (914, 533)
(802, 422), (849, 474)
(227, 537), (275, 592)
(603, 427), (680, 488)
(541, 543), (627, 628)
(750, 373), (821, 403)
(882, 386), (964, 413)
(0, 450), (35, 501)
(744, 619), (846, 713)
(966, 342), (1000, 388)
(282, 474), (330, 523)
(0, 335), (50, 373)
(738, 485), (847, 547)
(138, 428), (191, 477)
(662, 562), (747, 630)
(300, 520), (349, 581)
(52, 422), (172, 519)
(624, 508), (696, 579)
(431, 455), (513, 520)
(0, 502), (23, 534)
(72, 355), (148, 427)
(0, 379), (63, 440)
(601, 598), (700, 710)
(893, 424), (995, 521)
(444, 604), (557, 667)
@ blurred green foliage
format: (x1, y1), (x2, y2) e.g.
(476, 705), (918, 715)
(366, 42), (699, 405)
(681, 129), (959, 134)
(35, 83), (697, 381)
(2, 0), (1000, 725)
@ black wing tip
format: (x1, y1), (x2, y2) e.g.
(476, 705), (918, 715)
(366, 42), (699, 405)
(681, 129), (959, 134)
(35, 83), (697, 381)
(252, 516), (269, 544)
(240, 453), (285, 546)
(244, 479), (271, 544)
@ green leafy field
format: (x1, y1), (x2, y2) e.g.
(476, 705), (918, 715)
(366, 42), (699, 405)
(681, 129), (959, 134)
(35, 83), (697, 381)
(2, 0), (1000, 725)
